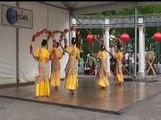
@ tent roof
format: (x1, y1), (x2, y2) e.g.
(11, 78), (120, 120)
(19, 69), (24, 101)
(43, 1), (161, 15)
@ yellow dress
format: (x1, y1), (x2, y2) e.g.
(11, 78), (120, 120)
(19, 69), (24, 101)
(115, 50), (124, 84)
(50, 47), (63, 87)
(97, 50), (109, 88)
(64, 45), (80, 90)
(34, 47), (50, 97)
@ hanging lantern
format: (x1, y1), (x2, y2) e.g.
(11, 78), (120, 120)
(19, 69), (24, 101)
(87, 34), (94, 43)
(154, 32), (161, 42)
(120, 33), (130, 43)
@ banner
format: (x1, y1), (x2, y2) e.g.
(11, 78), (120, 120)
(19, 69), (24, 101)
(1, 4), (33, 29)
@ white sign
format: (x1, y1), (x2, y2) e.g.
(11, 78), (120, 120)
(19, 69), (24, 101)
(1, 4), (33, 29)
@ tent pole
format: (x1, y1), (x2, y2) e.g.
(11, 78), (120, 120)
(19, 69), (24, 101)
(16, 1), (19, 84)
(69, 12), (73, 45)
(134, 7), (138, 77)
(47, 5), (49, 29)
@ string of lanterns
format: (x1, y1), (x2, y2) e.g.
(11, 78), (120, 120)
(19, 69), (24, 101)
(86, 33), (130, 50)
(86, 34), (104, 43)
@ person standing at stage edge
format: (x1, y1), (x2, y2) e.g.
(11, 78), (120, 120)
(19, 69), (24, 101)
(50, 41), (63, 90)
(91, 44), (109, 89)
(32, 39), (50, 98)
(63, 37), (80, 95)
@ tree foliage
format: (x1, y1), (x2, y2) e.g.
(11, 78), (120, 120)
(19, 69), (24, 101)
(86, 4), (161, 16)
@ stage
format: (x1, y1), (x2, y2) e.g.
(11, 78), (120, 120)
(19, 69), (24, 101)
(0, 76), (161, 115)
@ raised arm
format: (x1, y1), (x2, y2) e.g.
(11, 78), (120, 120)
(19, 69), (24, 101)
(58, 42), (69, 54)
(105, 49), (115, 59)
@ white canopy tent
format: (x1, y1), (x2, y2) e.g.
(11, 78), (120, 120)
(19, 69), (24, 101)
(43, 1), (161, 15)
(0, 1), (161, 85)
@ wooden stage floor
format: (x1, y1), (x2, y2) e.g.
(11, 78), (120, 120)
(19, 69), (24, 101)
(0, 76), (161, 115)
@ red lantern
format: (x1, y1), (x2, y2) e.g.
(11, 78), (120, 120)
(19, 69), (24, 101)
(87, 34), (94, 43)
(120, 33), (130, 43)
(154, 32), (161, 42)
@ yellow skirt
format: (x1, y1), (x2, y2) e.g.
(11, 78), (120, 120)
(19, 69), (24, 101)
(115, 73), (124, 84)
(50, 71), (60, 87)
(36, 81), (50, 97)
(97, 74), (109, 88)
(64, 74), (78, 90)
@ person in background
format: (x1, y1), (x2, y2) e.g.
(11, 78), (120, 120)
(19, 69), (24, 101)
(84, 61), (90, 75)
(95, 59), (100, 75)
(32, 39), (50, 98)
(87, 53), (96, 75)
(129, 53), (135, 74)
(78, 55), (85, 74)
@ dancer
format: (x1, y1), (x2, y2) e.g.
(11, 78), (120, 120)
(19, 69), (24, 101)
(33, 39), (50, 98)
(91, 44), (109, 88)
(114, 42), (124, 86)
(50, 41), (63, 90)
(63, 37), (80, 95)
